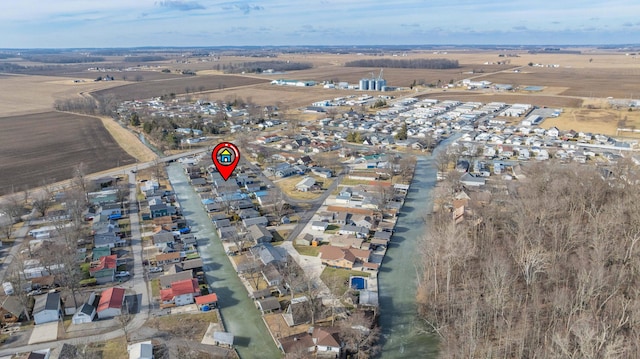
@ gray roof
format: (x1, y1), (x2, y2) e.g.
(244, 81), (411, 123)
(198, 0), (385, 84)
(79, 303), (95, 316)
(249, 225), (273, 242)
(1, 296), (24, 317)
(242, 216), (269, 228)
(340, 224), (369, 234)
(153, 231), (175, 245)
(257, 296), (281, 312)
(250, 243), (287, 265)
(373, 231), (392, 240)
(33, 292), (60, 313)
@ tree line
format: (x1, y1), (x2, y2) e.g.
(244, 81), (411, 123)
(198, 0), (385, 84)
(21, 55), (106, 63)
(215, 60), (313, 74)
(418, 160), (640, 358)
(345, 58), (459, 69)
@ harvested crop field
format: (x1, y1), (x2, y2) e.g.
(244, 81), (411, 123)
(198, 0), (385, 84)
(420, 91), (583, 108)
(91, 74), (270, 102)
(542, 108), (640, 137)
(0, 111), (136, 195)
(473, 67), (640, 98)
(0, 74), (123, 116)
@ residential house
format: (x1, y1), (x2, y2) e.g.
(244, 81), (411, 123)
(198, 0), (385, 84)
(127, 341), (153, 359)
(152, 231), (175, 249)
(459, 173), (486, 187)
(100, 203), (122, 217)
(217, 226), (238, 240)
(311, 167), (333, 178)
(91, 246), (111, 261)
(212, 331), (234, 348)
(33, 292), (62, 325)
(312, 327), (342, 355)
(89, 255), (117, 284)
(278, 332), (315, 355)
(195, 293), (218, 310)
(242, 216), (269, 228)
(335, 212), (351, 225)
(160, 278), (200, 307)
(319, 246), (356, 269)
(238, 208), (260, 219)
(97, 287), (126, 319)
(250, 243), (288, 266)
(329, 235), (363, 249)
(72, 302), (96, 324)
(295, 177), (317, 192)
(296, 233), (315, 246)
(249, 225), (273, 244)
(0, 296), (24, 322)
(25, 349), (51, 359)
(94, 233), (126, 249)
(149, 203), (176, 219)
(212, 218), (231, 229)
(257, 296), (281, 314)
(261, 263), (283, 286)
(175, 258), (204, 274)
(159, 270), (193, 289)
(338, 225), (369, 238)
(311, 221), (329, 231)
(155, 252), (181, 266)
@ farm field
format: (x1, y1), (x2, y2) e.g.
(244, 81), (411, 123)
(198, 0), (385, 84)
(91, 74), (270, 102)
(473, 67), (640, 98)
(0, 74), (123, 117)
(0, 111), (136, 195)
(542, 107), (640, 137)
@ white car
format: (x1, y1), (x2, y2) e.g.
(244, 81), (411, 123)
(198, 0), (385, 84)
(149, 267), (163, 273)
(115, 271), (131, 278)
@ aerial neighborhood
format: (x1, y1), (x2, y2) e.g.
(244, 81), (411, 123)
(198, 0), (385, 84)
(2, 44), (640, 359)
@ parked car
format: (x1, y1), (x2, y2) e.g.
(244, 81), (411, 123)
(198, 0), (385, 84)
(115, 271), (130, 278)
(149, 267), (163, 273)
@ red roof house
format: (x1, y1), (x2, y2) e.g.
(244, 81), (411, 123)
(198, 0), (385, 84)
(160, 278), (200, 308)
(97, 287), (125, 319)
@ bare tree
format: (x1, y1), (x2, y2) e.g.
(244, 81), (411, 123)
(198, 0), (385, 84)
(339, 310), (381, 359)
(6, 255), (32, 321)
(116, 299), (133, 343)
(32, 183), (53, 217)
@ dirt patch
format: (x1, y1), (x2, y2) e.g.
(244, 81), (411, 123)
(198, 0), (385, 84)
(0, 111), (136, 195)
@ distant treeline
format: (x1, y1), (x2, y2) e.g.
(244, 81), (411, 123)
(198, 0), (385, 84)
(22, 55), (106, 63)
(123, 56), (167, 62)
(217, 61), (313, 74)
(0, 63), (26, 72)
(345, 58), (459, 69)
(528, 48), (581, 54)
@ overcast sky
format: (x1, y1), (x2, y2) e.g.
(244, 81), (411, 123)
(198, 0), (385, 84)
(2, 0), (640, 48)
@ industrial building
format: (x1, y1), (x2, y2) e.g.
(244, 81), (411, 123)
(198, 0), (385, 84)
(359, 70), (387, 91)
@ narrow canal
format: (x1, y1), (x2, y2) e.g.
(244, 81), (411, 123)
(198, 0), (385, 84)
(167, 163), (281, 359)
(378, 135), (461, 358)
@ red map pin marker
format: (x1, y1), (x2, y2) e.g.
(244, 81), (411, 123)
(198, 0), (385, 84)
(212, 142), (240, 181)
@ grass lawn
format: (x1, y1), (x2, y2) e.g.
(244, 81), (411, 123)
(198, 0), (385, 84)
(151, 279), (160, 297)
(147, 311), (218, 340)
(294, 244), (319, 257)
(101, 336), (128, 359)
(321, 267), (370, 296)
(340, 178), (375, 186)
(275, 175), (327, 200)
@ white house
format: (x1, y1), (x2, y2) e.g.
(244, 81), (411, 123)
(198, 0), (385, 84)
(311, 221), (329, 231)
(72, 303), (97, 324)
(128, 341), (154, 359)
(313, 327), (342, 355)
(97, 287), (126, 319)
(33, 292), (62, 325)
(160, 278), (200, 307)
(295, 177), (316, 192)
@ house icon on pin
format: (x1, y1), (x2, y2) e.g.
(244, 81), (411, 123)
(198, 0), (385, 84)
(219, 148), (232, 163)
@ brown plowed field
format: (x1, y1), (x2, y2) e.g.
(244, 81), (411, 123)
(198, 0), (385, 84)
(472, 67), (640, 98)
(91, 74), (270, 102)
(0, 111), (136, 195)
